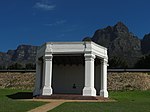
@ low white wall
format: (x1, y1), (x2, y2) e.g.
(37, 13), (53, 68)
(52, 64), (101, 94)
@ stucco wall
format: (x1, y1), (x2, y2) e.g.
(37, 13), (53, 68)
(52, 64), (84, 94)
(52, 64), (101, 94)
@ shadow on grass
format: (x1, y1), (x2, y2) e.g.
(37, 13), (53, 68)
(7, 92), (33, 99)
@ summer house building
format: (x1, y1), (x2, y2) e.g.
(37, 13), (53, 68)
(33, 41), (108, 98)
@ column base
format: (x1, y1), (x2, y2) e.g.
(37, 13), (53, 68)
(83, 87), (96, 96)
(100, 90), (108, 98)
(42, 86), (53, 95)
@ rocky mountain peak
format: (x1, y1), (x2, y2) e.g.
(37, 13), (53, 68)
(16, 44), (35, 50)
(0, 44), (38, 67)
(141, 33), (150, 54)
(11, 45), (38, 62)
(92, 22), (142, 68)
(0, 22), (150, 69)
(143, 33), (150, 40)
(114, 22), (129, 33)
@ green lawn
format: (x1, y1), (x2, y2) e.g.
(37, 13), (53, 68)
(49, 91), (150, 112)
(1, 89), (150, 112)
(0, 88), (47, 112)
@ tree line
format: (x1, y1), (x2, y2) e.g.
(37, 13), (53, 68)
(0, 63), (36, 70)
(0, 54), (150, 70)
(108, 54), (150, 69)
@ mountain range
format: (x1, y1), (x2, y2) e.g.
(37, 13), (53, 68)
(0, 45), (38, 68)
(91, 22), (148, 67)
(0, 22), (150, 68)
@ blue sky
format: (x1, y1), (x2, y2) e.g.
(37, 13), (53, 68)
(0, 0), (150, 52)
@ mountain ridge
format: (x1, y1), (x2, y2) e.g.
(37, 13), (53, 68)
(0, 45), (38, 68)
(0, 22), (150, 69)
(91, 22), (143, 67)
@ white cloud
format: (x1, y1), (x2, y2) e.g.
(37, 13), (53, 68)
(62, 25), (79, 33)
(34, 2), (56, 11)
(55, 20), (66, 24)
(44, 20), (66, 26)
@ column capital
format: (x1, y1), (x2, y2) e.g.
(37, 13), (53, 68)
(43, 54), (53, 61)
(101, 58), (108, 64)
(84, 53), (95, 61)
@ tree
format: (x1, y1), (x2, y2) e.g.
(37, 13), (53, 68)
(7, 63), (23, 70)
(134, 54), (150, 68)
(82, 37), (92, 41)
(0, 65), (6, 70)
(25, 63), (36, 70)
(108, 56), (128, 68)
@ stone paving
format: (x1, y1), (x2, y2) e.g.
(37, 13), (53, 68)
(28, 100), (64, 112)
(26, 98), (116, 112)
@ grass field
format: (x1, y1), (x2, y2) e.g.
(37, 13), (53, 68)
(0, 89), (150, 112)
(49, 91), (150, 112)
(0, 88), (46, 112)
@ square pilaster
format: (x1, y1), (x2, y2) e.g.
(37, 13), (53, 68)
(100, 58), (108, 98)
(83, 53), (96, 96)
(42, 54), (53, 95)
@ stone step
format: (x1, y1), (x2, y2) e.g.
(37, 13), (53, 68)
(35, 94), (108, 100)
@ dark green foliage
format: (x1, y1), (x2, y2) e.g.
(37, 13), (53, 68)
(7, 63), (24, 70)
(134, 54), (150, 68)
(0, 65), (6, 70)
(82, 37), (92, 41)
(108, 56), (128, 68)
(3, 63), (36, 70)
(25, 63), (36, 70)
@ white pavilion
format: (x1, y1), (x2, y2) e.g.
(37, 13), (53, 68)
(33, 41), (108, 98)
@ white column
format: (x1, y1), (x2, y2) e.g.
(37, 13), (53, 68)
(83, 53), (96, 96)
(100, 58), (108, 98)
(42, 54), (53, 95)
(33, 60), (42, 96)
